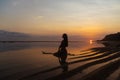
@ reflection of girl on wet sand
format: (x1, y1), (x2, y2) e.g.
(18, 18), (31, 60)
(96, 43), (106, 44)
(58, 33), (68, 63)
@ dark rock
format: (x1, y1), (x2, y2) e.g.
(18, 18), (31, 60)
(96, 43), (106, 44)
(102, 32), (120, 41)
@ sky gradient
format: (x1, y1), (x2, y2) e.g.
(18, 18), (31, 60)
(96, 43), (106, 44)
(0, 0), (120, 39)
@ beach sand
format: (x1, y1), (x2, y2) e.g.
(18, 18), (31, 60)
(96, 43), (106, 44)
(0, 46), (120, 80)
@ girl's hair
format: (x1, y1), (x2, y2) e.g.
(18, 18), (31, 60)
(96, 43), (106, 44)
(62, 33), (68, 47)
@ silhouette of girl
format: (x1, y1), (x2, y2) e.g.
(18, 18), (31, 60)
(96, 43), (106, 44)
(58, 33), (68, 63)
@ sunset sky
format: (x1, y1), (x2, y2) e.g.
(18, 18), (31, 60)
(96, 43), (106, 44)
(0, 0), (120, 39)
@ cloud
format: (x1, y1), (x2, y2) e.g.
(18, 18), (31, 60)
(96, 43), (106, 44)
(33, 16), (44, 21)
(12, 1), (18, 6)
(11, 0), (33, 7)
(37, 16), (44, 19)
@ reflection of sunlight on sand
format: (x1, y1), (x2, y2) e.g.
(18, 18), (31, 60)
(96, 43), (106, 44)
(68, 41), (103, 55)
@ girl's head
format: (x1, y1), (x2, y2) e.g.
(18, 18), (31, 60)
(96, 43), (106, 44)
(62, 33), (67, 39)
(62, 33), (68, 47)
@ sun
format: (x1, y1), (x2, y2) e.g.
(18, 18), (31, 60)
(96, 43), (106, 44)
(89, 40), (93, 44)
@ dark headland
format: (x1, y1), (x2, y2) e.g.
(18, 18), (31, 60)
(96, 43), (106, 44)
(102, 32), (120, 41)
(97, 32), (120, 47)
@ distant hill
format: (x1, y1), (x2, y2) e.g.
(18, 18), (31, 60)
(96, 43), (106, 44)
(102, 32), (120, 41)
(0, 30), (60, 41)
(0, 30), (30, 41)
(0, 30), (86, 41)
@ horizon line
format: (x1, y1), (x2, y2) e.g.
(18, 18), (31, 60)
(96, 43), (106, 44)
(0, 40), (85, 43)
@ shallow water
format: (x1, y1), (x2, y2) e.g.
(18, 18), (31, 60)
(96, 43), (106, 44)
(1, 41), (119, 80)
(0, 41), (103, 53)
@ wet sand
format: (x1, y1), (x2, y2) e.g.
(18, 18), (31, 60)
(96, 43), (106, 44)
(0, 46), (120, 80)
